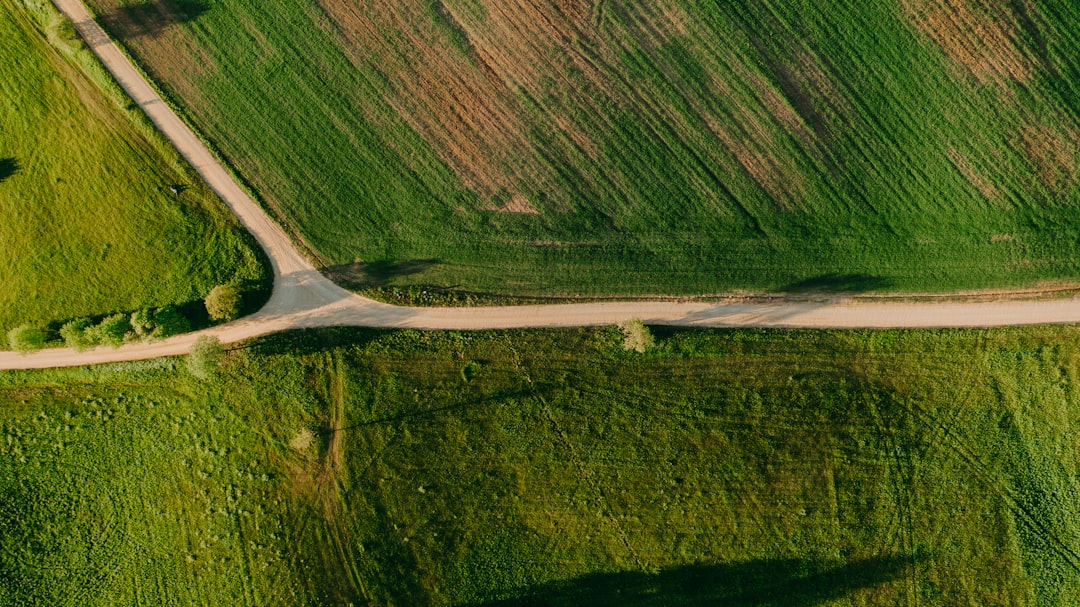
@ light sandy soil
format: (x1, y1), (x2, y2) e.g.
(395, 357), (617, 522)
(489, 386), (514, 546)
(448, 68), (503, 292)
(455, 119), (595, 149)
(6, 0), (1080, 371)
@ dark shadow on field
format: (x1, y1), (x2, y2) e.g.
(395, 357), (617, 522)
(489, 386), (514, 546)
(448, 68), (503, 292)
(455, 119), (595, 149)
(241, 327), (389, 357)
(0, 158), (18, 183)
(463, 556), (917, 607)
(1006, 0), (1050, 72)
(781, 273), (893, 294)
(97, 0), (209, 39)
(347, 385), (552, 430)
(324, 258), (440, 288)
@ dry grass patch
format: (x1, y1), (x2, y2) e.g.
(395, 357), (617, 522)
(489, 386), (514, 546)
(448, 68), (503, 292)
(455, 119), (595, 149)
(497, 193), (540, 214)
(1019, 123), (1079, 192)
(948, 147), (998, 199)
(903, 0), (1032, 86)
(290, 427), (316, 451)
(93, 0), (216, 102)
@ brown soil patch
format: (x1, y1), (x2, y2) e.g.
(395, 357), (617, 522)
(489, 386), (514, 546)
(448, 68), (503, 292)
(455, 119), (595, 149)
(91, 0), (216, 101)
(553, 114), (598, 157)
(318, 0), (535, 200)
(1019, 123), (1078, 191)
(497, 193), (540, 214)
(317, 0), (616, 208)
(552, 0), (594, 25)
(903, 0), (1031, 86)
(316, 0), (819, 212)
(947, 148), (998, 199)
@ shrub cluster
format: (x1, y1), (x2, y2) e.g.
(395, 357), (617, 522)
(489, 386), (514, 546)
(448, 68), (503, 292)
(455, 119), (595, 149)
(204, 283), (242, 322)
(7, 325), (46, 354)
(11, 281), (246, 353)
(187, 335), (224, 379)
(59, 306), (192, 351)
(619, 319), (655, 353)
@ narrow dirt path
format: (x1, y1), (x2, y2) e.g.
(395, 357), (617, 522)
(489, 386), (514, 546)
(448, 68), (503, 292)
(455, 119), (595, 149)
(6, 0), (1080, 371)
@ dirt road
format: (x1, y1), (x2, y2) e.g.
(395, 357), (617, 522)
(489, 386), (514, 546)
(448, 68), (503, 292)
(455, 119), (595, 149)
(6, 0), (1080, 371)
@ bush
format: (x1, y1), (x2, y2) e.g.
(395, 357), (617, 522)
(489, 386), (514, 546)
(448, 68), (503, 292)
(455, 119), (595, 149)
(461, 360), (484, 382)
(7, 325), (46, 353)
(204, 284), (242, 322)
(92, 314), (131, 348)
(60, 318), (96, 351)
(129, 309), (155, 339)
(187, 335), (224, 379)
(153, 306), (190, 338)
(618, 319), (655, 353)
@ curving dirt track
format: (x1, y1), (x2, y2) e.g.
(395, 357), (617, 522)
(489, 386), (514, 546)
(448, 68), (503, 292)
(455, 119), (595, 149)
(6, 0), (1080, 370)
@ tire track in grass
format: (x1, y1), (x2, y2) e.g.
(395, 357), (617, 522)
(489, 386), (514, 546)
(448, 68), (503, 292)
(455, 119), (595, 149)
(501, 332), (644, 568)
(903, 396), (1080, 575)
(536, 395), (646, 571)
(866, 395), (919, 607)
(320, 351), (374, 604)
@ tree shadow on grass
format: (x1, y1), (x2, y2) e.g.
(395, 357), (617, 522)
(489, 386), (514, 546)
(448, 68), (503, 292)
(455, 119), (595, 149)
(241, 327), (390, 357)
(781, 273), (893, 294)
(324, 259), (441, 289)
(97, 0), (209, 39)
(464, 555), (918, 607)
(0, 158), (18, 183)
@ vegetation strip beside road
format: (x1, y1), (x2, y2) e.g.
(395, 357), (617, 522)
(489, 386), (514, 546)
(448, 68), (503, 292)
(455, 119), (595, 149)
(7, 0), (1080, 371)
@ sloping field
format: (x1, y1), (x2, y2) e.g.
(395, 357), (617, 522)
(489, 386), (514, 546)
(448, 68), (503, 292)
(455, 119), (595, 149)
(4, 326), (1080, 604)
(82, 0), (1080, 297)
(0, 0), (266, 342)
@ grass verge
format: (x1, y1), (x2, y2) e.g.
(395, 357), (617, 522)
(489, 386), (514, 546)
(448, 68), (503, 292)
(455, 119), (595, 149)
(0, 0), (269, 347)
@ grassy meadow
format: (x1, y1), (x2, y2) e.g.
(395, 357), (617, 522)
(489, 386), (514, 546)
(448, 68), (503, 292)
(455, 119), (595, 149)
(4, 325), (1080, 604)
(0, 0), (267, 345)
(83, 0), (1080, 297)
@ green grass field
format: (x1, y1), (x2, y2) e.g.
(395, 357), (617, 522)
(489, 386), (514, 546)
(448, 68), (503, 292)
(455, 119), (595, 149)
(83, 0), (1080, 297)
(0, 0), (267, 344)
(5, 326), (1080, 605)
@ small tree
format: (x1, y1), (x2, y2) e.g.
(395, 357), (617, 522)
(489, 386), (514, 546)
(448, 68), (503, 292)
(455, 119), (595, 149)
(7, 325), (45, 354)
(60, 318), (96, 351)
(618, 319), (654, 353)
(93, 314), (131, 348)
(204, 284), (242, 322)
(153, 306), (190, 338)
(187, 335), (224, 379)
